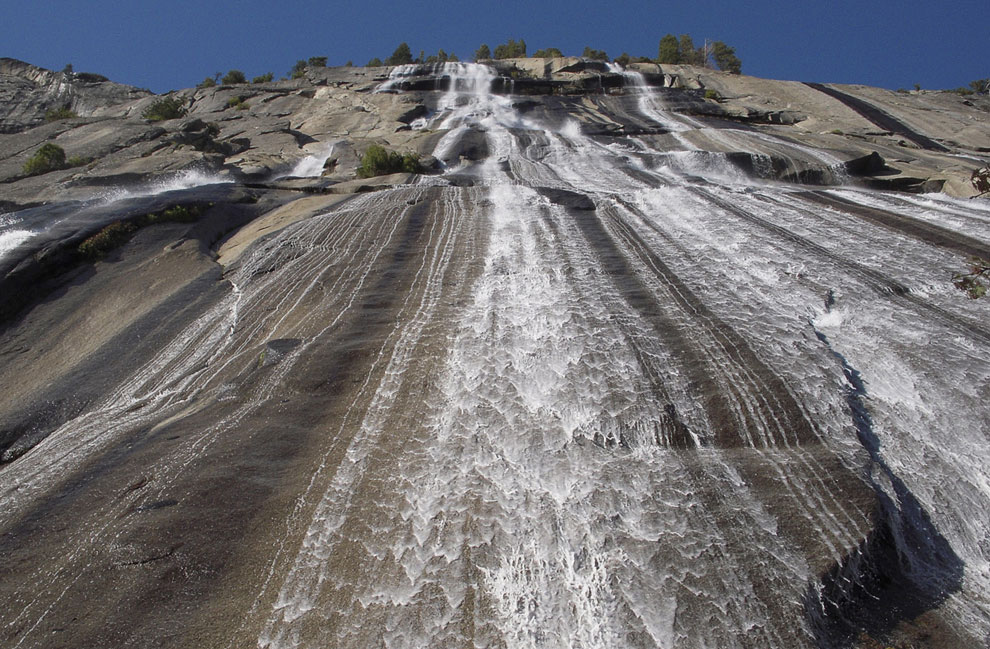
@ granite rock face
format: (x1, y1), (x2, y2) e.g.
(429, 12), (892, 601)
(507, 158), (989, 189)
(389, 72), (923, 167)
(1, 59), (989, 649)
(0, 57), (152, 133)
(1, 58), (987, 208)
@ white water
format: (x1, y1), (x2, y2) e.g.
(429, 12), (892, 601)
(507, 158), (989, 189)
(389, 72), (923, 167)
(3, 62), (989, 649)
(96, 168), (232, 203)
(0, 216), (33, 261)
(278, 142), (337, 179)
(608, 63), (698, 136)
(248, 62), (990, 649)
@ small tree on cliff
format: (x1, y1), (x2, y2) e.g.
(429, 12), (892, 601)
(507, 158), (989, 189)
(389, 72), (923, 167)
(583, 46), (609, 61)
(679, 35), (706, 65)
(290, 60), (307, 78)
(493, 39), (526, 59)
(385, 43), (414, 66)
(474, 44), (491, 61)
(221, 70), (246, 84)
(657, 34), (680, 63)
(711, 41), (742, 74)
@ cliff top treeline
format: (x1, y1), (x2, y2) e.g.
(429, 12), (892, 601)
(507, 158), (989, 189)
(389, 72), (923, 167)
(200, 34), (745, 86)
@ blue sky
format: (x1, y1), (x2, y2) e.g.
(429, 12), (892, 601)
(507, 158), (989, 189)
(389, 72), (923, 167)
(3, 0), (986, 93)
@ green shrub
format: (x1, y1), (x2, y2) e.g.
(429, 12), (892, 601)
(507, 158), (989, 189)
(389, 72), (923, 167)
(77, 204), (210, 262)
(704, 88), (722, 101)
(533, 48), (564, 59)
(385, 43), (414, 66)
(425, 50), (453, 64)
(366, 57), (383, 67)
(23, 143), (67, 176)
(44, 106), (77, 122)
(67, 155), (93, 167)
(78, 221), (138, 261)
(657, 34), (680, 63)
(197, 76), (217, 89)
(711, 41), (742, 74)
(252, 72), (273, 83)
(678, 35), (705, 65)
(227, 96), (249, 110)
(147, 204), (206, 224)
(357, 144), (422, 178)
(583, 47), (608, 61)
(142, 96), (187, 121)
(493, 39), (526, 59)
(222, 69), (246, 84)
(307, 56), (327, 67)
(290, 59), (307, 78)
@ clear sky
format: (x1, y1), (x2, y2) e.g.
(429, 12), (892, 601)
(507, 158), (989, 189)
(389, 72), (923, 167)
(3, 0), (986, 94)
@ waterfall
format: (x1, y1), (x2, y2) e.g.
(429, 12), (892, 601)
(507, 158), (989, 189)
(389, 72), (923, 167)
(2, 61), (988, 649)
(249, 63), (990, 648)
(96, 168), (232, 203)
(0, 212), (33, 261)
(278, 141), (337, 179)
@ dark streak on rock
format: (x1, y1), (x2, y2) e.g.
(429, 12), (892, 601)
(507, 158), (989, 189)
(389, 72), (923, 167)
(807, 324), (964, 648)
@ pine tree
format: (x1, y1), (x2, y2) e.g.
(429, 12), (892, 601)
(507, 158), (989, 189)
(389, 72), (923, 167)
(583, 46), (609, 61)
(385, 43), (414, 66)
(494, 39), (526, 59)
(710, 41), (742, 74)
(657, 34), (680, 63)
(474, 44), (491, 61)
(679, 35), (701, 65)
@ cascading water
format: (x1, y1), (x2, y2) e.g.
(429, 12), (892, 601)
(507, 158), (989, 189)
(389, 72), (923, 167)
(249, 64), (990, 648)
(277, 142), (338, 179)
(96, 168), (233, 203)
(0, 212), (34, 261)
(2, 62), (988, 649)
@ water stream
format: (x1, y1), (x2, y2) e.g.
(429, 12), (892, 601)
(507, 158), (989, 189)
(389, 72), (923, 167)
(250, 63), (990, 647)
(1, 62), (988, 649)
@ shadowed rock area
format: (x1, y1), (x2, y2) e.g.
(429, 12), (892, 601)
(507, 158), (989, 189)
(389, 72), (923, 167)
(1, 59), (989, 649)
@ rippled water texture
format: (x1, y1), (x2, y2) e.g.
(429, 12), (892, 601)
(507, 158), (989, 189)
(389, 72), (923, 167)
(2, 63), (989, 649)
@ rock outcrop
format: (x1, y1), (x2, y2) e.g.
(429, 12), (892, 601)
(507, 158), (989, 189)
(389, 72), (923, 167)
(0, 57), (151, 133)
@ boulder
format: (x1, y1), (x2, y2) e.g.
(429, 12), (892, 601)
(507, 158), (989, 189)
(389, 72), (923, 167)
(844, 151), (888, 176)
